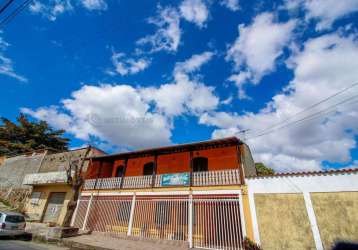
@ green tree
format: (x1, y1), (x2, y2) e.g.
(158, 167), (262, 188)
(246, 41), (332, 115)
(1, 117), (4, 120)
(255, 162), (275, 176)
(0, 113), (69, 156)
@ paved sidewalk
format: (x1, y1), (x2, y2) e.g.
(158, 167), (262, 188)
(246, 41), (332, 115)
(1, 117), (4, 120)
(63, 233), (189, 250)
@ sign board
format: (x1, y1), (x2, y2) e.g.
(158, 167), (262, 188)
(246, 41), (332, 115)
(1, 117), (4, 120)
(161, 173), (190, 186)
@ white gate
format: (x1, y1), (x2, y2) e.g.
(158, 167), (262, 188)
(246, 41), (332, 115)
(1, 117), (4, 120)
(72, 194), (244, 249)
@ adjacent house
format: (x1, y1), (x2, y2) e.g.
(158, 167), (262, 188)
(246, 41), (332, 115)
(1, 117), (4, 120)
(23, 147), (105, 226)
(72, 137), (256, 249)
(0, 151), (46, 189)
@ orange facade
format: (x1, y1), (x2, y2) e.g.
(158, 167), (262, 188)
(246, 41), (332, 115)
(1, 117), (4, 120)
(86, 145), (240, 179)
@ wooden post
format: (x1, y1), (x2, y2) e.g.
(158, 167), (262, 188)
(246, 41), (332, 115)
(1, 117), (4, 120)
(120, 158), (128, 189)
(189, 151), (193, 187)
(152, 154), (158, 187)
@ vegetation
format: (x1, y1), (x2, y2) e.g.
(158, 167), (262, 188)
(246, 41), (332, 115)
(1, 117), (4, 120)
(0, 113), (69, 156)
(243, 237), (262, 250)
(255, 162), (275, 176)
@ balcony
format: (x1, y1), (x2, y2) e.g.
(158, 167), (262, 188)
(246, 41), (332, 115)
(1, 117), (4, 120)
(83, 168), (241, 190)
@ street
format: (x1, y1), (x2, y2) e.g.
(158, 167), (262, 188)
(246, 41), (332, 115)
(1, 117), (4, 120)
(0, 240), (69, 250)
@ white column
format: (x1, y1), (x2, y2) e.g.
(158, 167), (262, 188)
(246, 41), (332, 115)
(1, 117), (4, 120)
(188, 194), (193, 248)
(70, 199), (81, 227)
(303, 192), (323, 250)
(82, 193), (94, 230)
(248, 191), (260, 244)
(238, 191), (246, 238)
(127, 193), (136, 236)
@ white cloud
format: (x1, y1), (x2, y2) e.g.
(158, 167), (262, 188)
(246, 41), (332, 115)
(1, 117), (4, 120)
(23, 52), (219, 149)
(283, 0), (358, 31)
(202, 33), (358, 172)
(137, 6), (181, 53)
(304, 0), (358, 30)
(108, 51), (151, 76)
(81, 0), (107, 11)
(23, 84), (172, 149)
(29, 0), (73, 21)
(226, 13), (295, 97)
(179, 0), (209, 28)
(0, 36), (27, 82)
(220, 0), (239, 11)
(228, 71), (251, 99)
(141, 51), (218, 116)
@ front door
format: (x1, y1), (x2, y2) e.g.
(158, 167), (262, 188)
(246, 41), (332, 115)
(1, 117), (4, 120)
(43, 192), (66, 224)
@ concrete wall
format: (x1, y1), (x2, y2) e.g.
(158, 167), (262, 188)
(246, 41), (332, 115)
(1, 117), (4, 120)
(311, 192), (358, 249)
(24, 184), (73, 226)
(246, 172), (358, 250)
(0, 153), (45, 188)
(39, 148), (91, 173)
(254, 193), (315, 250)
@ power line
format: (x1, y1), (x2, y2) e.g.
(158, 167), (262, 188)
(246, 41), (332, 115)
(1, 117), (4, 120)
(245, 81), (358, 138)
(0, 0), (15, 15)
(0, 0), (32, 29)
(246, 94), (358, 140)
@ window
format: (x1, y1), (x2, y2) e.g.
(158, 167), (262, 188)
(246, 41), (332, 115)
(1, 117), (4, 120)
(143, 162), (155, 176)
(30, 192), (41, 205)
(115, 165), (125, 177)
(193, 157), (208, 172)
(5, 215), (25, 223)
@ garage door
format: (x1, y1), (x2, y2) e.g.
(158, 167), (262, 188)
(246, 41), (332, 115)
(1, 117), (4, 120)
(43, 192), (66, 224)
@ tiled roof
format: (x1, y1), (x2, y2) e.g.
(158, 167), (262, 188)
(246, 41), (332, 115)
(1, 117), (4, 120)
(246, 167), (358, 178)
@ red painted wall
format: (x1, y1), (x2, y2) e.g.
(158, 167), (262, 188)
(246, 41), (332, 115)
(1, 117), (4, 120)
(85, 145), (240, 179)
(193, 146), (239, 171)
(125, 156), (154, 176)
(156, 152), (190, 174)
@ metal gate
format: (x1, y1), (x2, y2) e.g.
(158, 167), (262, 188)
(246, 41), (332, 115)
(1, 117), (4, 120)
(43, 192), (66, 223)
(193, 197), (244, 249)
(72, 194), (244, 249)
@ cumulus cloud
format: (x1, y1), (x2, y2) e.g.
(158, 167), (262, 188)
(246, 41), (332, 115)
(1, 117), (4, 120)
(202, 33), (358, 172)
(220, 0), (239, 11)
(108, 51), (151, 76)
(226, 12), (295, 98)
(137, 6), (181, 53)
(29, 0), (107, 20)
(23, 52), (218, 149)
(283, 0), (358, 30)
(29, 0), (73, 21)
(141, 51), (218, 116)
(0, 36), (27, 82)
(179, 0), (209, 28)
(81, 0), (107, 11)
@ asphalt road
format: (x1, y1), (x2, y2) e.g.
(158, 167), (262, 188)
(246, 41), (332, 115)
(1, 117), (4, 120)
(0, 240), (69, 250)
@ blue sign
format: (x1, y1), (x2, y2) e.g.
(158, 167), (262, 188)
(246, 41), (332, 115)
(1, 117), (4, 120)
(161, 173), (190, 186)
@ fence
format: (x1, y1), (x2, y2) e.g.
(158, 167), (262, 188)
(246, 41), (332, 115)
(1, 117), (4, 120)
(83, 169), (241, 190)
(72, 194), (244, 250)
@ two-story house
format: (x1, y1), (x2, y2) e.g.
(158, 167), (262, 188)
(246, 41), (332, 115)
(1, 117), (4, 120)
(72, 137), (256, 249)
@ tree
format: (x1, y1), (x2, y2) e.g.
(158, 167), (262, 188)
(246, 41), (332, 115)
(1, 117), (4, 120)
(62, 147), (91, 228)
(0, 113), (69, 156)
(255, 162), (275, 176)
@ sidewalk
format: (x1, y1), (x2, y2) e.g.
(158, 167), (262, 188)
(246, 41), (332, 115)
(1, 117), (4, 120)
(62, 233), (189, 250)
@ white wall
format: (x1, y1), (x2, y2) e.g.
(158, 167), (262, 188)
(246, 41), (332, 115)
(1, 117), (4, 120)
(246, 172), (358, 194)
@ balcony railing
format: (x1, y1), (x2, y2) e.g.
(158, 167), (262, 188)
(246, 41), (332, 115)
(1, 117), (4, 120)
(83, 169), (241, 190)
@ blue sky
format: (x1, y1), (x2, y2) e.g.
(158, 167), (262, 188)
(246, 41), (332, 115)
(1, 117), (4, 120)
(1, 0), (358, 172)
